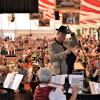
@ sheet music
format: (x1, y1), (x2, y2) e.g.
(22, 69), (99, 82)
(3, 73), (15, 88)
(11, 74), (23, 90)
(69, 74), (83, 88)
(3, 73), (23, 90)
(68, 74), (83, 94)
(89, 81), (100, 94)
(51, 74), (67, 85)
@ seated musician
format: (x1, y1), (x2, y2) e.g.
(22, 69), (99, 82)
(34, 67), (79, 100)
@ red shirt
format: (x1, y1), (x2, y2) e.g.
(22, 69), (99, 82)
(22, 62), (32, 69)
(34, 85), (55, 100)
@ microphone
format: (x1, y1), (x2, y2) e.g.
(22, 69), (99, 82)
(11, 13), (15, 22)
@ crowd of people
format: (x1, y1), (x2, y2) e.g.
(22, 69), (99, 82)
(0, 27), (100, 99)
(0, 34), (52, 94)
(76, 35), (100, 81)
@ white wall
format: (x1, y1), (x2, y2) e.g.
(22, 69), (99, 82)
(0, 13), (56, 30)
(0, 13), (78, 37)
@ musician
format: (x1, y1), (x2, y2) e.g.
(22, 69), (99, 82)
(49, 25), (78, 75)
(34, 67), (79, 100)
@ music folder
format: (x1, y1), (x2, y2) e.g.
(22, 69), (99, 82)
(51, 74), (67, 85)
(3, 73), (23, 90)
(68, 74), (84, 94)
(89, 81), (100, 94)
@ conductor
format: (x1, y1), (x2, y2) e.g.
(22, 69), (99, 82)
(49, 25), (78, 75)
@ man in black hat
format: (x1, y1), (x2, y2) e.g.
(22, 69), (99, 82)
(49, 25), (78, 75)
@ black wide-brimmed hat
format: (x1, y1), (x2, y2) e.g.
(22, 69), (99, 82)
(56, 25), (68, 35)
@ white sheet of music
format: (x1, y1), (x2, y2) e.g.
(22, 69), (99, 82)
(11, 74), (23, 90)
(51, 74), (67, 85)
(89, 81), (100, 94)
(69, 74), (83, 88)
(3, 73), (15, 88)
(3, 73), (23, 90)
(68, 74), (83, 94)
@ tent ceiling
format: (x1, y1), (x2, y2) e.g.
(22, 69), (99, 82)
(39, 0), (100, 26)
(80, 0), (100, 24)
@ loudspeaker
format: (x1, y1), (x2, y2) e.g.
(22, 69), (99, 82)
(55, 11), (60, 20)
(11, 13), (15, 22)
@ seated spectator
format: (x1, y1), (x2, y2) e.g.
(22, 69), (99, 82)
(23, 55), (33, 82)
(1, 46), (8, 55)
(18, 66), (27, 76)
(34, 67), (79, 100)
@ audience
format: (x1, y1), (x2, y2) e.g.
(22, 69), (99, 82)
(0, 34), (99, 100)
